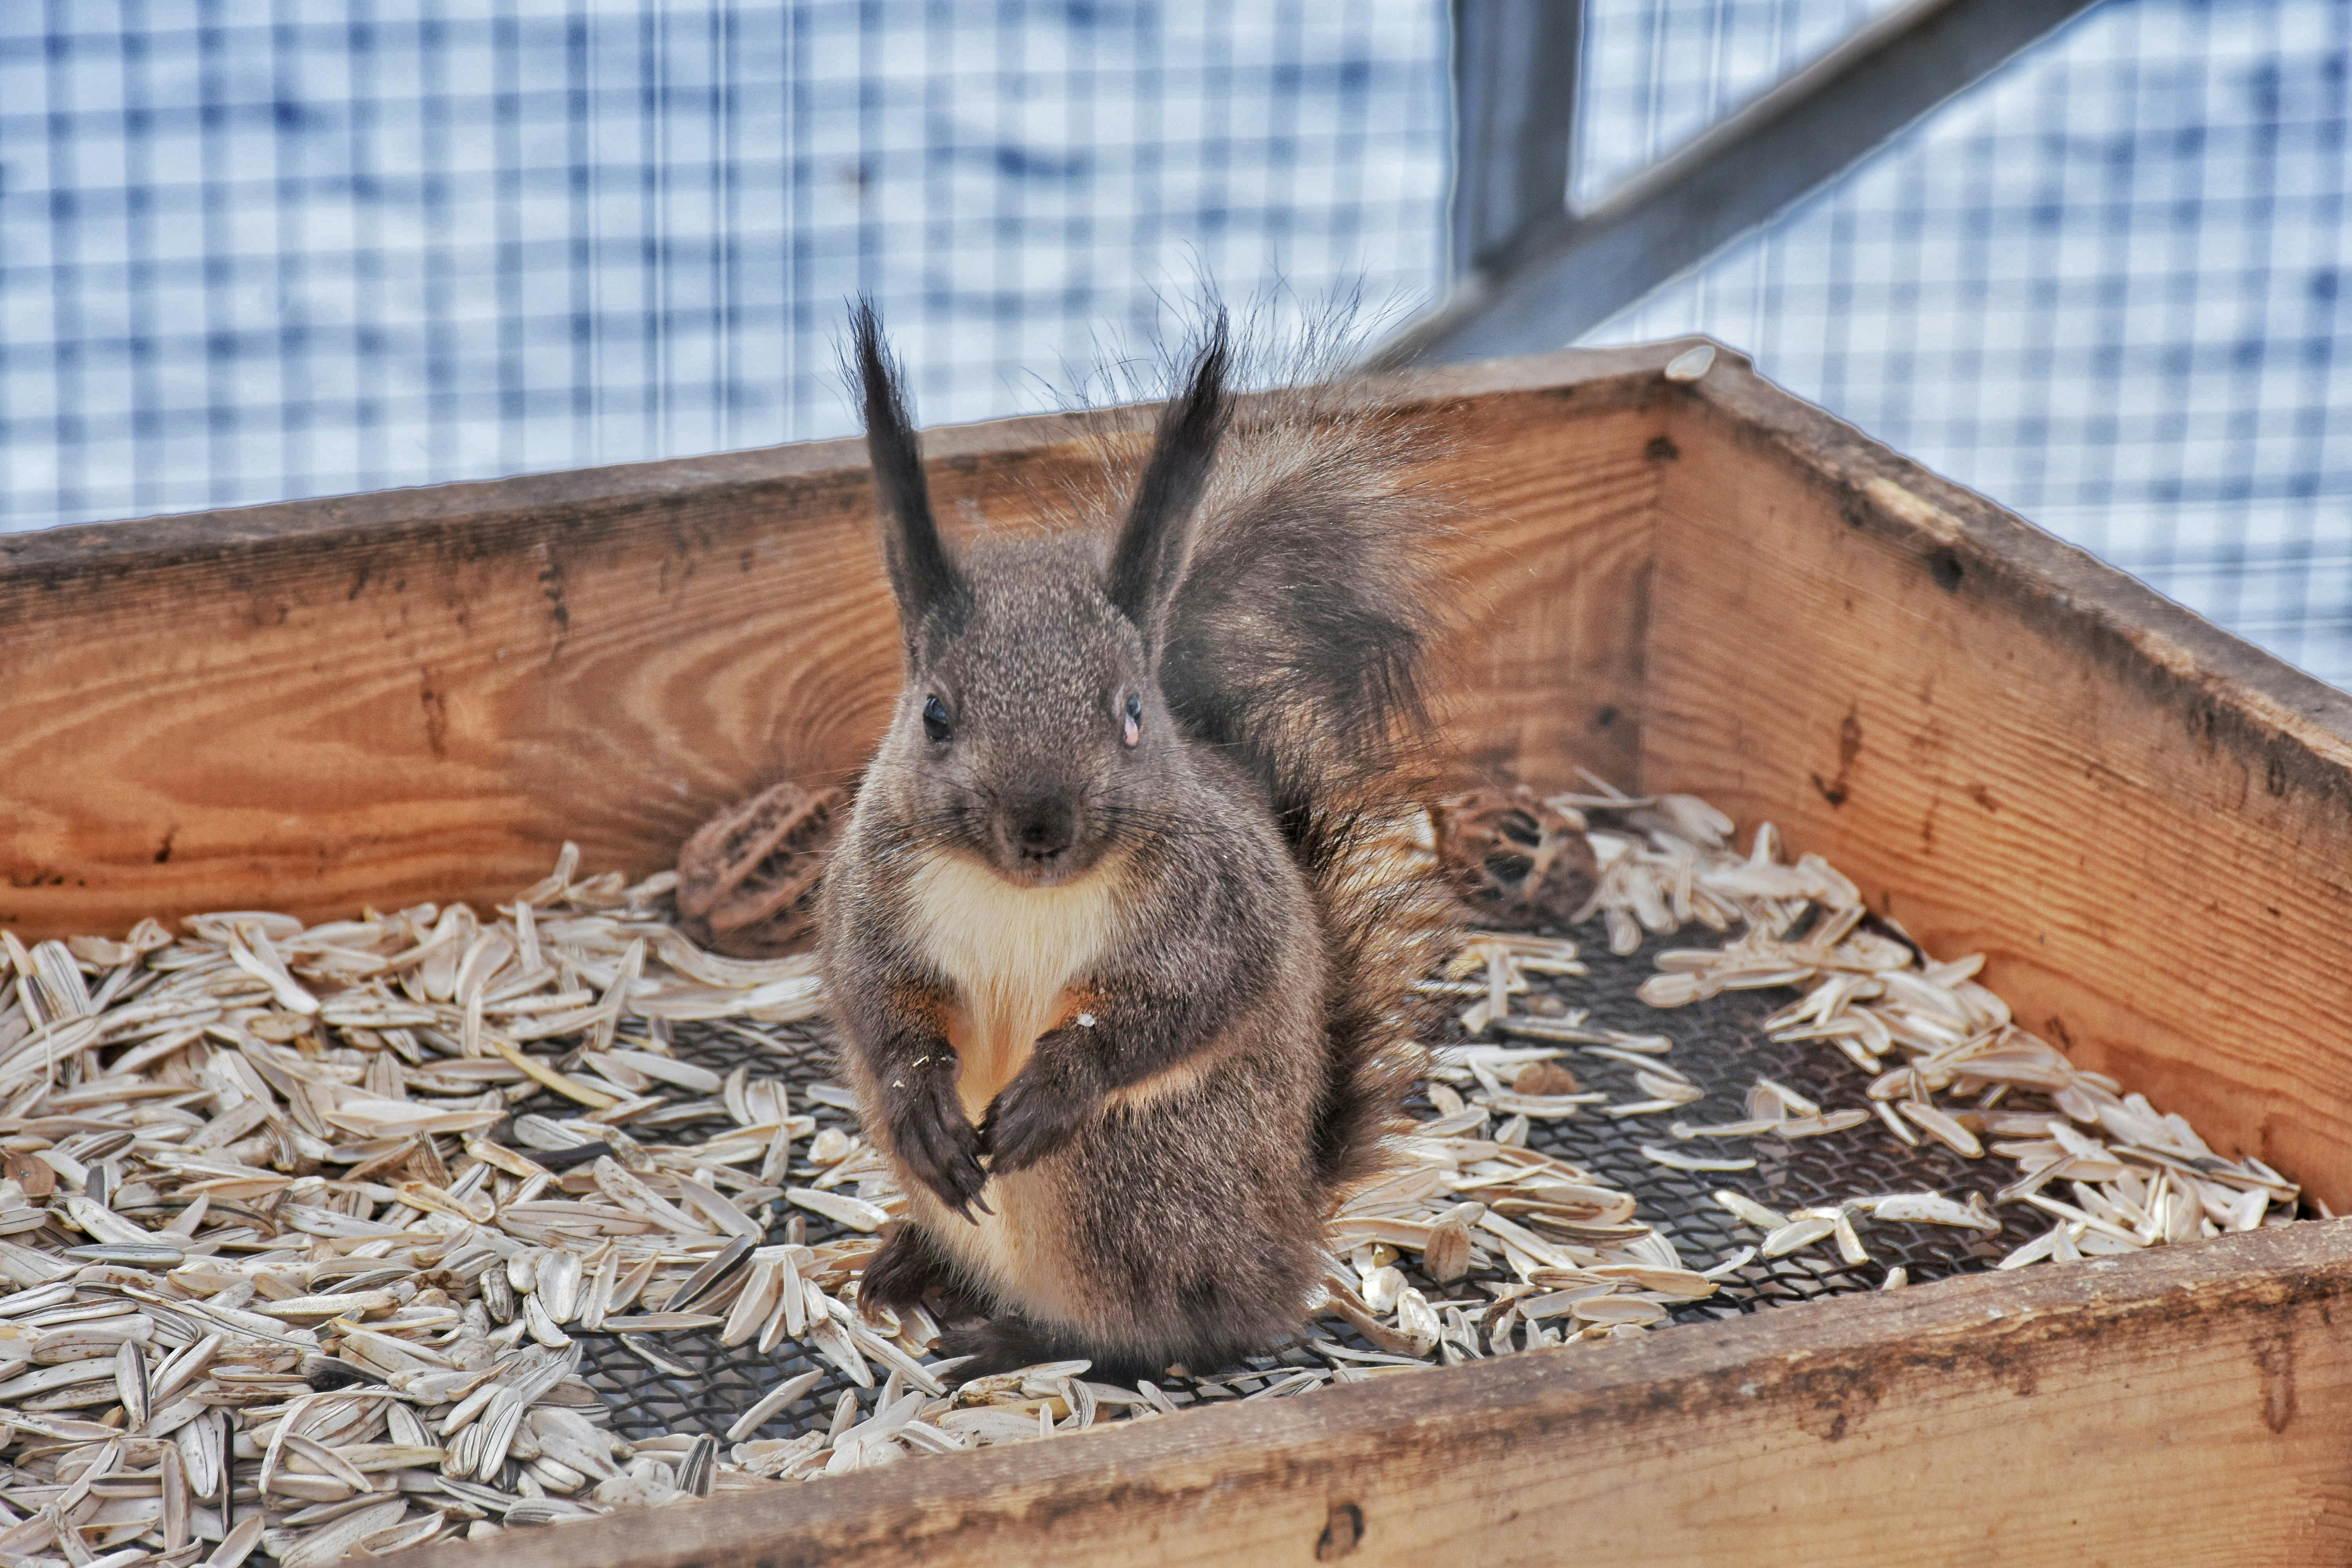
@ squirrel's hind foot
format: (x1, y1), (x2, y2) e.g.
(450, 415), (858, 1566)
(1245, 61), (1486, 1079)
(935, 1314), (1081, 1383)
(934, 1314), (1169, 1386)
(860, 1221), (985, 1319)
(935, 1312), (1279, 1388)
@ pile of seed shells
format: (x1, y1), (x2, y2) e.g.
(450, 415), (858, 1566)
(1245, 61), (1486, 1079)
(1510, 777), (2304, 1279)
(0, 792), (2303, 1568)
(0, 844), (1706, 1568)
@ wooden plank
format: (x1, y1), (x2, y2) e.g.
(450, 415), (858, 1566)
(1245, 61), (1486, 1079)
(1422, 377), (1663, 789)
(1640, 354), (2352, 1209)
(0, 347), (1669, 939)
(391, 1219), (2352, 1568)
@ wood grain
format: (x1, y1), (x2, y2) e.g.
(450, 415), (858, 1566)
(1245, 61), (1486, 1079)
(388, 1219), (2352, 1568)
(1642, 363), (2352, 1208)
(1419, 380), (1663, 787)
(0, 347), (1668, 938)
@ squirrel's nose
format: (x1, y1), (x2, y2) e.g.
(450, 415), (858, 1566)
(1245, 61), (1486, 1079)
(1008, 799), (1076, 859)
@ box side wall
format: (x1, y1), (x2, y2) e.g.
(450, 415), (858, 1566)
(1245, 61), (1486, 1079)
(394, 1221), (2352, 1568)
(1423, 392), (1663, 792)
(1642, 388), (2352, 1207)
(0, 386), (1662, 937)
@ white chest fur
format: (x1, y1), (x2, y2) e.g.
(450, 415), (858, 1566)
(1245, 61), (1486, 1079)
(904, 851), (1127, 1118)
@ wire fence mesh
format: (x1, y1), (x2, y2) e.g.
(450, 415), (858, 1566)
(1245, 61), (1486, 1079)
(0, 1), (1448, 526)
(1588, 0), (2352, 688)
(4, 0), (2350, 689)
(1572, 0), (1908, 206)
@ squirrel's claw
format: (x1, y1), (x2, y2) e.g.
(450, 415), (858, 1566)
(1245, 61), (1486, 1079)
(892, 1075), (990, 1222)
(980, 1072), (1089, 1174)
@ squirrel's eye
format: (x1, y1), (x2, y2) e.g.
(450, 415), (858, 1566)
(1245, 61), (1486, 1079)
(1121, 691), (1142, 748)
(922, 695), (953, 743)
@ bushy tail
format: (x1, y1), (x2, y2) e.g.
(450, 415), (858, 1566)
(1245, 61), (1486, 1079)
(1290, 806), (1457, 1196)
(1160, 401), (1450, 832)
(1158, 395), (1463, 1198)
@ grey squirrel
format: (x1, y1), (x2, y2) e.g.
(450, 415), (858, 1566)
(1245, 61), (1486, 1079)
(820, 303), (1457, 1379)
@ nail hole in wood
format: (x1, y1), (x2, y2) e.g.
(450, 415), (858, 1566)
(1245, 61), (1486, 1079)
(1316, 1501), (1363, 1560)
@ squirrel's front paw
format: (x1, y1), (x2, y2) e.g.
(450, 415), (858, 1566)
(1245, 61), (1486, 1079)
(889, 1076), (991, 1223)
(980, 1067), (1092, 1174)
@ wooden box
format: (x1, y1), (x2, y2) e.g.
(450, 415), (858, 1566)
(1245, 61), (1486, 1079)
(6, 343), (2352, 1565)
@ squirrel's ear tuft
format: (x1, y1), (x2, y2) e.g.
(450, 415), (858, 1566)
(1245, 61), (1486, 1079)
(852, 299), (965, 655)
(1106, 310), (1233, 656)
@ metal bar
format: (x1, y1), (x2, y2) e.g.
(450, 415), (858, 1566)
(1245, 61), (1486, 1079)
(1384, 0), (2109, 368)
(1448, 0), (1584, 278)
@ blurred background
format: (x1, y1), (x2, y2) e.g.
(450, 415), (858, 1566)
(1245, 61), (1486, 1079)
(3, 0), (2347, 686)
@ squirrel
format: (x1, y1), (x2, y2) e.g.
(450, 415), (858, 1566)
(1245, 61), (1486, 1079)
(820, 303), (1457, 1379)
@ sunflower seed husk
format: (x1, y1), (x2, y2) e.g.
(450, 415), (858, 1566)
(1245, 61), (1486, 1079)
(666, 1236), (754, 1311)
(1421, 1214), (1474, 1284)
(1761, 1217), (1838, 1257)
(724, 1371), (827, 1443)
(1640, 1145), (1755, 1173)
(784, 1188), (891, 1232)
(1898, 1100), (1984, 1158)
(480, 1265), (517, 1324)
(112, 1338), (148, 1426)
(536, 1251), (583, 1325)
(206, 1515), (265, 1568)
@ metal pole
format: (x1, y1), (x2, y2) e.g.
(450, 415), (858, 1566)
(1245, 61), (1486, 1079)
(1449, 0), (1584, 279)
(1389, 0), (2109, 368)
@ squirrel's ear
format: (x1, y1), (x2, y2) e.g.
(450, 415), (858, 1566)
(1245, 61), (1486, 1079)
(1105, 310), (1232, 656)
(852, 300), (965, 654)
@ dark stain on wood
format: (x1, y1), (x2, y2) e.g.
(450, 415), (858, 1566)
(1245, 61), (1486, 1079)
(1811, 707), (1864, 808)
(1315, 1501), (1364, 1560)
(2259, 1332), (2299, 1433)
